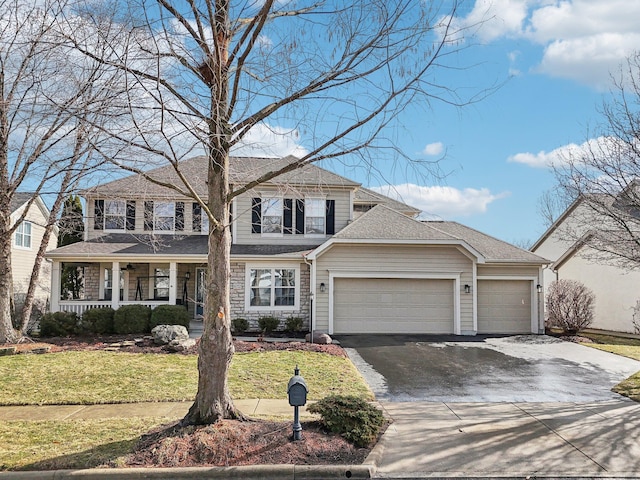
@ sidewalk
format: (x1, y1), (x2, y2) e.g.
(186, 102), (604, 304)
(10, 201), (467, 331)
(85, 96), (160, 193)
(0, 398), (313, 421)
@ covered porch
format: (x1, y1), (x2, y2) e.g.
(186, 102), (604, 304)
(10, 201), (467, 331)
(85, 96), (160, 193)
(50, 260), (208, 320)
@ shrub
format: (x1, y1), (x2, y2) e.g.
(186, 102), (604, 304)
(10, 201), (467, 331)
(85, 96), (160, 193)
(308, 395), (384, 447)
(113, 305), (151, 334)
(39, 311), (79, 337)
(150, 305), (190, 331)
(285, 316), (304, 332)
(258, 316), (280, 334)
(546, 279), (595, 333)
(82, 307), (115, 334)
(232, 318), (249, 334)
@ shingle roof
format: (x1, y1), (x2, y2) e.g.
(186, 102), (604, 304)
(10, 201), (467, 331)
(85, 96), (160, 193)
(47, 234), (318, 258)
(334, 205), (456, 241)
(427, 221), (549, 263)
(10, 192), (35, 213)
(354, 187), (421, 216)
(83, 156), (360, 198)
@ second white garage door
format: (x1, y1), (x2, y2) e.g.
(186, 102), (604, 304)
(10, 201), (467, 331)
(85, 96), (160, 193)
(477, 280), (532, 334)
(333, 278), (454, 334)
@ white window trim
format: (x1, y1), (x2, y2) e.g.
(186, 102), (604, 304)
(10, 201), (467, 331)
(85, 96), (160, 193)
(103, 199), (127, 232)
(153, 201), (176, 233)
(14, 221), (32, 249)
(149, 264), (170, 300)
(261, 196), (284, 237)
(304, 196), (326, 238)
(245, 263), (300, 311)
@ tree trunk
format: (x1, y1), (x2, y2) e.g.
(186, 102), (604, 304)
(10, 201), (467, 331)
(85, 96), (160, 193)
(183, 150), (244, 425)
(0, 207), (18, 344)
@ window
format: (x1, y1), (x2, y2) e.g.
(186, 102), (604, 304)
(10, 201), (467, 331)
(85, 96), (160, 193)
(14, 221), (32, 248)
(305, 198), (325, 234)
(192, 203), (209, 234)
(154, 267), (170, 300)
(103, 267), (124, 301)
(104, 200), (126, 230)
(145, 201), (184, 232)
(248, 268), (297, 308)
(262, 198), (283, 234)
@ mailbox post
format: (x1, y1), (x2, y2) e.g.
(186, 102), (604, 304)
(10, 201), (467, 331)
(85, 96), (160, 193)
(287, 365), (308, 441)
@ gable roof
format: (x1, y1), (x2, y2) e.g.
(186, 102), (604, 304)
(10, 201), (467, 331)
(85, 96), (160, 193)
(334, 204), (455, 241)
(427, 221), (549, 264)
(83, 156), (360, 198)
(354, 187), (421, 216)
(10, 192), (35, 214)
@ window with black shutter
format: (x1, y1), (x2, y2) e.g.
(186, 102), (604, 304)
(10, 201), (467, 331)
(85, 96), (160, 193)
(144, 201), (154, 230)
(94, 200), (104, 230)
(175, 202), (184, 231)
(326, 199), (335, 235)
(126, 201), (136, 230)
(251, 198), (261, 233)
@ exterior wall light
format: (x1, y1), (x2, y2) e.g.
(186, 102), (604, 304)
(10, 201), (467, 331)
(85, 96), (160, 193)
(537, 284), (543, 293)
(320, 282), (326, 293)
(464, 284), (471, 294)
(185, 271), (191, 280)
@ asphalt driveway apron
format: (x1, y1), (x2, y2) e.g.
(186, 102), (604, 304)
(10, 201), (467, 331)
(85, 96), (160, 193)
(337, 334), (640, 402)
(338, 334), (640, 476)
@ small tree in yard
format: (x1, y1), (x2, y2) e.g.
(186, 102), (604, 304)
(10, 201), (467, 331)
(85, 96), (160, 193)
(546, 279), (595, 333)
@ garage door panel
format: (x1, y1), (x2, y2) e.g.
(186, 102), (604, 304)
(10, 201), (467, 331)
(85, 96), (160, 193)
(478, 280), (531, 334)
(333, 278), (454, 334)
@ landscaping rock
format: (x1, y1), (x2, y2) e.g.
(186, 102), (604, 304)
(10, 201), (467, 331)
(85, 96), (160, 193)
(152, 325), (189, 345)
(0, 346), (17, 356)
(305, 331), (332, 344)
(164, 338), (196, 352)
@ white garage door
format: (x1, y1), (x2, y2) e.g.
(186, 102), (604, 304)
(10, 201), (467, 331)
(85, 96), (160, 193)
(477, 280), (532, 334)
(333, 278), (454, 334)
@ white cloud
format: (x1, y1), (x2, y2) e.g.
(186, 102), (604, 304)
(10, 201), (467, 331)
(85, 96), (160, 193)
(422, 142), (444, 156)
(454, 0), (640, 88)
(231, 122), (308, 158)
(507, 136), (611, 168)
(370, 184), (509, 218)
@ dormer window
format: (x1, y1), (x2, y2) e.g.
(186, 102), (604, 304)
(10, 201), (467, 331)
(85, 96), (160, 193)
(14, 221), (32, 248)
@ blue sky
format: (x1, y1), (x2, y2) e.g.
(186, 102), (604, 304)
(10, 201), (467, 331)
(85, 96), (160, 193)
(260, 0), (637, 247)
(363, 0), (640, 246)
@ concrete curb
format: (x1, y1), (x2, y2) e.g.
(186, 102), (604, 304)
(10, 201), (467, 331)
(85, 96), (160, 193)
(375, 475), (640, 479)
(0, 464), (373, 479)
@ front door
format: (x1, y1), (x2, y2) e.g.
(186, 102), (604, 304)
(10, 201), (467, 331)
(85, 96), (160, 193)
(195, 267), (206, 317)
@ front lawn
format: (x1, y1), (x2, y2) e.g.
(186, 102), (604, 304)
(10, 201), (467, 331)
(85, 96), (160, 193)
(581, 333), (640, 402)
(0, 350), (372, 405)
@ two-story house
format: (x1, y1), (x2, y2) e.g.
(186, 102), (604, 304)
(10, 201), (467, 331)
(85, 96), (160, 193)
(10, 193), (58, 307)
(46, 156), (548, 335)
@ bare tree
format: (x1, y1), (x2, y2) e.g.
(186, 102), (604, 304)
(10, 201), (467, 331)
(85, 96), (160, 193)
(546, 279), (595, 333)
(536, 188), (573, 229)
(0, 0), (119, 343)
(66, 0), (490, 424)
(551, 52), (640, 270)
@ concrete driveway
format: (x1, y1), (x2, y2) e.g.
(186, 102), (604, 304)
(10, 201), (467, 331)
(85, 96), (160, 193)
(337, 334), (640, 402)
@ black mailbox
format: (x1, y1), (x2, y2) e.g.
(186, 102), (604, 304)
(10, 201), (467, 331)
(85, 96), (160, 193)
(287, 368), (308, 407)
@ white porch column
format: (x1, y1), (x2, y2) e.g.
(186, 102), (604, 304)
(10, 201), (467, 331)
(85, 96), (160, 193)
(111, 261), (120, 309)
(50, 261), (61, 312)
(169, 262), (177, 305)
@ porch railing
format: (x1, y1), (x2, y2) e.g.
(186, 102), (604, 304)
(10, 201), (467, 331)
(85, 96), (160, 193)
(58, 300), (170, 317)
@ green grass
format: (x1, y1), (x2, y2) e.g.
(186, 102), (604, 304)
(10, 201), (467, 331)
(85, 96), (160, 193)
(0, 350), (371, 405)
(581, 333), (640, 402)
(0, 418), (166, 471)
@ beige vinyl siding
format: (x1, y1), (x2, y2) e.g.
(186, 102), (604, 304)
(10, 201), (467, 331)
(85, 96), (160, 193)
(314, 244), (473, 333)
(233, 188), (352, 245)
(477, 265), (540, 277)
(11, 203), (57, 301)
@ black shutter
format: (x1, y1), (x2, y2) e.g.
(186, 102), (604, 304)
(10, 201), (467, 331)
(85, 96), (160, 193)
(295, 199), (305, 234)
(192, 203), (201, 232)
(326, 199), (335, 235)
(94, 200), (104, 230)
(175, 202), (184, 231)
(251, 198), (261, 234)
(283, 199), (293, 234)
(144, 201), (154, 231)
(126, 201), (136, 231)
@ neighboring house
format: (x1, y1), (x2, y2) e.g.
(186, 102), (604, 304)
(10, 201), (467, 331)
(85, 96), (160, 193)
(10, 193), (57, 306)
(531, 196), (640, 334)
(46, 156), (548, 335)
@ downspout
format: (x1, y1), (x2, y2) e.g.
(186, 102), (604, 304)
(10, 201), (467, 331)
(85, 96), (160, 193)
(303, 254), (315, 344)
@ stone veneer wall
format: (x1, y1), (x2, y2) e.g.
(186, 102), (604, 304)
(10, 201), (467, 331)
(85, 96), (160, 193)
(229, 261), (311, 332)
(83, 264), (100, 300)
